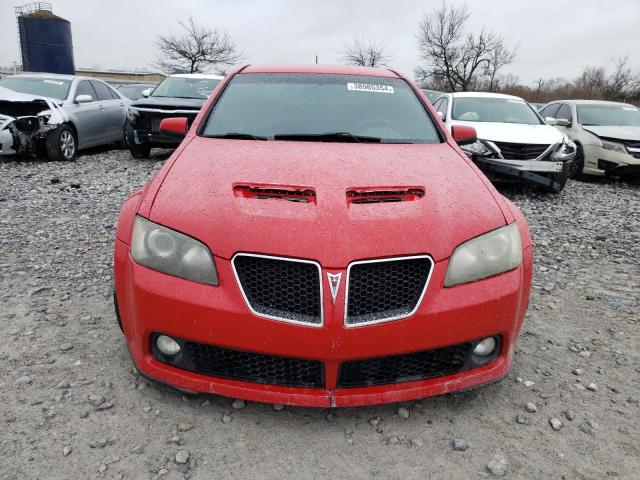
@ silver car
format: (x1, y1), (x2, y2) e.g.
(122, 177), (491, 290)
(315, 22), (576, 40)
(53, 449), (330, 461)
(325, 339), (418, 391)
(0, 73), (129, 160)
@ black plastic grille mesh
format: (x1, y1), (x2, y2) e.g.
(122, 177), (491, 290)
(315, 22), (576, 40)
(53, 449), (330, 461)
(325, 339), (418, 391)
(338, 343), (471, 388)
(182, 341), (324, 388)
(346, 257), (432, 325)
(493, 142), (550, 160)
(234, 255), (322, 325)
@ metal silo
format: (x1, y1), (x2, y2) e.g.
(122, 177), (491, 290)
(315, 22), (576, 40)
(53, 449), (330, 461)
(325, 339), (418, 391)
(15, 2), (75, 74)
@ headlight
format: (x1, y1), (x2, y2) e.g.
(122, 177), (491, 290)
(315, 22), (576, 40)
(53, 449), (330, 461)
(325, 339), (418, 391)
(460, 140), (492, 157)
(444, 223), (522, 287)
(131, 216), (218, 285)
(551, 136), (576, 162)
(601, 140), (626, 153)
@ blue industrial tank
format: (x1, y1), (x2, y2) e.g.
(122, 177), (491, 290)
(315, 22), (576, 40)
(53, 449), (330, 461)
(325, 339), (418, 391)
(18, 7), (75, 74)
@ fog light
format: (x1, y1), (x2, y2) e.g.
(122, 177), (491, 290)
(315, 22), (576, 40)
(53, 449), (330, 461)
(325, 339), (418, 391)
(473, 337), (496, 357)
(156, 335), (181, 356)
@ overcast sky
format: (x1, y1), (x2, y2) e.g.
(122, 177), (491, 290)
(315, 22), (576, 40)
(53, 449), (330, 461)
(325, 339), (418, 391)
(1, 0), (638, 84)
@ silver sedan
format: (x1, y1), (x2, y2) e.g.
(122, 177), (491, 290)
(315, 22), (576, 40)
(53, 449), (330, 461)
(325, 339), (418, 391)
(0, 73), (129, 160)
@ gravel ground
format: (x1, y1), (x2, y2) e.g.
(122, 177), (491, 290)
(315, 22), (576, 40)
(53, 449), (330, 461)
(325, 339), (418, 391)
(1, 148), (638, 479)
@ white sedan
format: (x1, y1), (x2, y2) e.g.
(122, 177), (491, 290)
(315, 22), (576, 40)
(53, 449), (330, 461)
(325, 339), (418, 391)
(432, 92), (576, 193)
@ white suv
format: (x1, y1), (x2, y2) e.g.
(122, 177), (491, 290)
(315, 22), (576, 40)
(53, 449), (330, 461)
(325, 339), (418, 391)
(433, 92), (576, 193)
(539, 100), (640, 177)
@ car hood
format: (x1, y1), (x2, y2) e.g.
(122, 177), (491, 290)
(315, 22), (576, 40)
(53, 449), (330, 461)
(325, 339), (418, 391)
(0, 86), (67, 124)
(131, 96), (205, 110)
(450, 120), (563, 144)
(149, 138), (508, 266)
(582, 126), (640, 141)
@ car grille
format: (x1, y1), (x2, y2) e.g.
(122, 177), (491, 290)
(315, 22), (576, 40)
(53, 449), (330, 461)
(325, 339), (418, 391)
(621, 139), (640, 158)
(345, 256), (433, 326)
(492, 141), (550, 160)
(337, 343), (472, 388)
(152, 334), (325, 388)
(233, 254), (322, 325)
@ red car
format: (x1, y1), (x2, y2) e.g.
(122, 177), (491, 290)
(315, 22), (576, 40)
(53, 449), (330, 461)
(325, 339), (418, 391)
(114, 65), (532, 407)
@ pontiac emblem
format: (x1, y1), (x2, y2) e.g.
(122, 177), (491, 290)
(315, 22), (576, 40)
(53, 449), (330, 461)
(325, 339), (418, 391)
(327, 272), (342, 304)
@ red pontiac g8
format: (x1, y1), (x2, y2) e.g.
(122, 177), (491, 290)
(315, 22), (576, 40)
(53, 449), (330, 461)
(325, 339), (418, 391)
(113, 65), (533, 407)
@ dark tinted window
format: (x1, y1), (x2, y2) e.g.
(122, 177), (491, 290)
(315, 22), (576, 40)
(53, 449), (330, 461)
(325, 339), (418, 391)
(0, 76), (72, 100)
(91, 81), (114, 101)
(202, 73), (441, 144)
(556, 104), (572, 121)
(540, 103), (560, 118)
(75, 80), (96, 101)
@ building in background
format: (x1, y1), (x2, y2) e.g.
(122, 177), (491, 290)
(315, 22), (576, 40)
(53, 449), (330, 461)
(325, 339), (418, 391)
(15, 2), (75, 75)
(74, 68), (165, 85)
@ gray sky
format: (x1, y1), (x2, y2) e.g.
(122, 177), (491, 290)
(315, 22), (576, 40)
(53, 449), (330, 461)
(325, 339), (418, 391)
(1, 0), (638, 85)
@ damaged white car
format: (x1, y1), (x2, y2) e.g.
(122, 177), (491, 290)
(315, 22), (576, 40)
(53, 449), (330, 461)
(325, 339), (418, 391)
(433, 92), (577, 193)
(0, 86), (70, 159)
(0, 74), (129, 161)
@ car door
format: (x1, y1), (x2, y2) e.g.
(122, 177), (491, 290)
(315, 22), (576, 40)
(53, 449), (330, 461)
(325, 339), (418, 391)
(69, 80), (101, 146)
(91, 80), (123, 142)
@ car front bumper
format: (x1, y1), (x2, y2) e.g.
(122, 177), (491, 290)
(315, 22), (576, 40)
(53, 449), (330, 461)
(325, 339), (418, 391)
(583, 144), (640, 176)
(114, 238), (532, 407)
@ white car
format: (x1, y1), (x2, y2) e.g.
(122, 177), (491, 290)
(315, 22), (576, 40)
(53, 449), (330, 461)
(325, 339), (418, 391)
(539, 100), (640, 177)
(432, 92), (576, 193)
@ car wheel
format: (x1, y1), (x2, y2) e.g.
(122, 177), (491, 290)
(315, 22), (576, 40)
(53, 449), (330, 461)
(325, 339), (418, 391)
(46, 124), (77, 161)
(570, 144), (585, 179)
(130, 144), (151, 159)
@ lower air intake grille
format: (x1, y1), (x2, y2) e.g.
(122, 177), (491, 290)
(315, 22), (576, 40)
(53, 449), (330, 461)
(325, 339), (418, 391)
(233, 254), (322, 325)
(337, 343), (472, 388)
(152, 334), (324, 388)
(345, 256), (433, 326)
(493, 141), (550, 160)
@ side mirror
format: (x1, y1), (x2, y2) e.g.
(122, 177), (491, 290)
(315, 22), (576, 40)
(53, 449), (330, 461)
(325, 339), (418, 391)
(451, 125), (477, 146)
(545, 117), (557, 126)
(159, 117), (189, 138)
(142, 88), (152, 98)
(75, 94), (93, 104)
(436, 111), (445, 120)
(555, 118), (571, 127)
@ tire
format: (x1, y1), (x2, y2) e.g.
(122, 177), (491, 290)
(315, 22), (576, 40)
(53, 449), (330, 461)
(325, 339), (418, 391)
(570, 144), (585, 180)
(130, 144), (151, 159)
(45, 124), (77, 161)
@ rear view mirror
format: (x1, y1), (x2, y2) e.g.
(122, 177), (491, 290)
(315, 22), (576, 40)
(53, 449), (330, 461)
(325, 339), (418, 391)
(545, 117), (557, 126)
(159, 117), (189, 138)
(75, 94), (93, 104)
(451, 125), (477, 146)
(555, 118), (571, 127)
(142, 88), (152, 98)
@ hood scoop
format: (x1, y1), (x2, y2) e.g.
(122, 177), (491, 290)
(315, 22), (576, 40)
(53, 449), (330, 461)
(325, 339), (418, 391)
(234, 184), (316, 204)
(347, 187), (425, 205)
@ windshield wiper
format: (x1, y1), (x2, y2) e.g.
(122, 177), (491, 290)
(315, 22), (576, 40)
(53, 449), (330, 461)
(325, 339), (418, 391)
(205, 132), (269, 140)
(274, 132), (382, 143)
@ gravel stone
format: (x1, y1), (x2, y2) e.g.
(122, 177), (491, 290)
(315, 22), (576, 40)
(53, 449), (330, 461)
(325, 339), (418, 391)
(549, 418), (563, 431)
(177, 420), (194, 432)
(452, 438), (468, 451)
(397, 407), (410, 419)
(525, 402), (537, 413)
(62, 446), (72, 457)
(486, 454), (508, 476)
(232, 399), (246, 410)
(175, 449), (189, 464)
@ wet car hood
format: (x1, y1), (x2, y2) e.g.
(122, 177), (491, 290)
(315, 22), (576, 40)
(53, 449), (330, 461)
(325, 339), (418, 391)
(450, 120), (563, 144)
(131, 96), (205, 111)
(583, 126), (640, 142)
(149, 138), (508, 266)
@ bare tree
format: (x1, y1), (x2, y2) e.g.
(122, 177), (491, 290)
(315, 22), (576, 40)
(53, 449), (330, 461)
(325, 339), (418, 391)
(156, 18), (241, 74)
(574, 66), (607, 99)
(342, 39), (390, 68)
(604, 56), (640, 101)
(417, 2), (516, 91)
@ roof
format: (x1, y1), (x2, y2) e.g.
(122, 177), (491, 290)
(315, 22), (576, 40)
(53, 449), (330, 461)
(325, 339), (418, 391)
(170, 73), (224, 79)
(449, 92), (526, 101)
(13, 72), (114, 82)
(241, 64), (399, 77)
(548, 99), (636, 107)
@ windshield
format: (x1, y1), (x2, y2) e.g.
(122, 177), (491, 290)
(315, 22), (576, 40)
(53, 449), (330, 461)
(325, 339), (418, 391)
(117, 84), (153, 100)
(577, 105), (640, 126)
(0, 76), (71, 101)
(452, 97), (542, 125)
(201, 73), (441, 143)
(151, 77), (220, 99)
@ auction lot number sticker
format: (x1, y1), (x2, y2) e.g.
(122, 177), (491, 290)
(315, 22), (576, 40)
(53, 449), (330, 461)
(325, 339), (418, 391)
(347, 83), (394, 94)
